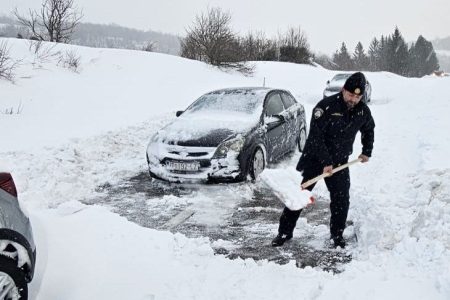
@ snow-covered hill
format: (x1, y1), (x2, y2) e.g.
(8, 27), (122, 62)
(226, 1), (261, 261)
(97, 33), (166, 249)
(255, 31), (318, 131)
(435, 50), (450, 72)
(1, 38), (449, 299)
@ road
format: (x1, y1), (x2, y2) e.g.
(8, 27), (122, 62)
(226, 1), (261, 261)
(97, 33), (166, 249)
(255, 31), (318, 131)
(85, 171), (354, 273)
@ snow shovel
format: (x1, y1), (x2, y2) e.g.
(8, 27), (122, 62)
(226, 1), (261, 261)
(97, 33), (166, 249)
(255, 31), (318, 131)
(286, 158), (363, 211)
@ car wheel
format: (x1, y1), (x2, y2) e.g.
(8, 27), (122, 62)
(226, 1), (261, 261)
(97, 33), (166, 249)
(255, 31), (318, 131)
(0, 255), (28, 300)
(298, 126), (307, 152)
(249, 148), (265, 180)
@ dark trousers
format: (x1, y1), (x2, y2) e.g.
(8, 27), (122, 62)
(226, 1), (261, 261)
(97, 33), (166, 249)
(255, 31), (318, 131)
(278, 162), (350, 238)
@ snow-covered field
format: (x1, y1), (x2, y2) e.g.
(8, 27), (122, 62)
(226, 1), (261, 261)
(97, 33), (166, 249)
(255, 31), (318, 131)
(1, 38), (449, 299)
(436, 49), (450, 57)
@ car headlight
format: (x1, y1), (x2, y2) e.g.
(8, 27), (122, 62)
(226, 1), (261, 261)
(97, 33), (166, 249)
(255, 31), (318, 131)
(213, 136), (245, 158)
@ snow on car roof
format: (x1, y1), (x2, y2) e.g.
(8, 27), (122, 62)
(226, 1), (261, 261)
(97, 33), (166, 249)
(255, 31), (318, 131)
(332, 73), (352, 81)
(207, 87), (273, 93)
(186, 87), (272, 116)
(157, 88), (275, 143)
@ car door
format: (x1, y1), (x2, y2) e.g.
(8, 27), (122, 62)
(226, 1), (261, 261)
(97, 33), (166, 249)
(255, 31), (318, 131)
(280, 91), (299, 149)
(263, 92), (287, 161)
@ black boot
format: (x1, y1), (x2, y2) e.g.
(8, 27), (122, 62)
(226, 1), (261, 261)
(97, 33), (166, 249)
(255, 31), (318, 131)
(332, 235), (346, 248)
(271, 233), (293, 247)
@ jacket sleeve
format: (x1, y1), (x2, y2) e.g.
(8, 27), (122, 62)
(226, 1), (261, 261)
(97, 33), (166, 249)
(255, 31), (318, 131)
(308, 104), (333, 166)
(360, 109), (375, 157)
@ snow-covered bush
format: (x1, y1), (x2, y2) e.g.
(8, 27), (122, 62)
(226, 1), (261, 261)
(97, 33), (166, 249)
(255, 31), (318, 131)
(58, 49), (81, 72)
(28, 40), (61, 66)
(0, 41), (19, 82)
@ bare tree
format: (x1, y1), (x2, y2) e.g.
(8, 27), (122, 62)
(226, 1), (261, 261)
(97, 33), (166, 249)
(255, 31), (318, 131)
(181, 7), (252, 73)
(278, 26), (313, 64)
(278, 27), (309, 48)
(14, 0), (83, 43)
(142, 41), (156, 52)
(241, 31), (277, 61)
(0, 41), (20, 82)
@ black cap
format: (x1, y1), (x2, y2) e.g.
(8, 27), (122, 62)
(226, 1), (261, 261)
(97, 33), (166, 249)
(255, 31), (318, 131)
(343, 72), (366, 95)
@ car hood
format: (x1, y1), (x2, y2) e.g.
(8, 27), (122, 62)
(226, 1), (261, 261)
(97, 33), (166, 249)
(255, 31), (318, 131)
(157, 112), (259, 147)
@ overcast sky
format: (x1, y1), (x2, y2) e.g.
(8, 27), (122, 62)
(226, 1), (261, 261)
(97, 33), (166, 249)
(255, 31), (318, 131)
(2, 0), (449, 54)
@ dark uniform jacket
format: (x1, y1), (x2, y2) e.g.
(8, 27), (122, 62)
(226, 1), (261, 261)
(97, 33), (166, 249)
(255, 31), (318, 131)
(297, 92), (375, 171)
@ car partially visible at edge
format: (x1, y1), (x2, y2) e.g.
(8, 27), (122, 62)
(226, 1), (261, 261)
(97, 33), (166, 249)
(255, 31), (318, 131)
(0, 172), (36, 300)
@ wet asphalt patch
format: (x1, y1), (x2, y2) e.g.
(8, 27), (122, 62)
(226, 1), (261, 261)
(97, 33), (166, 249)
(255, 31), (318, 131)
(87, 171), (353, 273)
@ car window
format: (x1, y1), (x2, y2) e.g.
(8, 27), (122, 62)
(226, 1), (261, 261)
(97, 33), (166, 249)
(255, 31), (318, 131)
(280, 92), (296, 108)
(186, 90), (265, 115)
(265, 93), (284, 116)
(332, 74), (351, 82)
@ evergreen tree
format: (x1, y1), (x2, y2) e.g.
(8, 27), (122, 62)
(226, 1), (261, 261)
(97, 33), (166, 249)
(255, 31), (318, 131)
(332, 42), (353, 70)
(386, 27), (409, 76)
(408, 35), (440, 77)
(329, 28), (440, 77)
(368, 37), (380, 71)
(353, 41), (369, 70)
(378, 35), (388, 71)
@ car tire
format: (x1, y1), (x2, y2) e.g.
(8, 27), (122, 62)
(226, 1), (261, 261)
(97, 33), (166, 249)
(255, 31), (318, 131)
(0, 255), (28, 300)
(249, 147), (265, 180)
(298, 126), (307, 152)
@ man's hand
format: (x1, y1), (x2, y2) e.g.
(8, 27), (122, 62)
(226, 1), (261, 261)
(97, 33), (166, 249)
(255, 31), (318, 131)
(359, 154), (370, 163)
(323, 165), (333, 176)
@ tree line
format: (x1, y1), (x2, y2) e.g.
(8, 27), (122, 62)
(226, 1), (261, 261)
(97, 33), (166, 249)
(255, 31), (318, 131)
(4, 1), (442, 77)
(180, 7), (313, 74)
(181, 9), (439, 77)
(314, 27), (439, 78)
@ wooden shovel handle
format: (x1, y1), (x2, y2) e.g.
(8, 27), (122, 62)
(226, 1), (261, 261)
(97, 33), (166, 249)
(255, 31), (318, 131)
(301, 158), (362, 189)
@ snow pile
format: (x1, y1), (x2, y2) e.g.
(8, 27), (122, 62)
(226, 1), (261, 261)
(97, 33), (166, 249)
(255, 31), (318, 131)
(410, 169), (450, 247)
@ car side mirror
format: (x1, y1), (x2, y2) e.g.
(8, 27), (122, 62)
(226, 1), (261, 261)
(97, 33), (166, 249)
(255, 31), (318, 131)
(176, 111), (184, 117)
(326, 80), (330, 84)
(265, 114), (285, 130)
(272, 114), (286, 123)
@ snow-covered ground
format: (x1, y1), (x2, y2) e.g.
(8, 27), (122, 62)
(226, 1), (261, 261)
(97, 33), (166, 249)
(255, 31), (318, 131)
(436, 49), (450, 57)
(1, 38), (449, 299)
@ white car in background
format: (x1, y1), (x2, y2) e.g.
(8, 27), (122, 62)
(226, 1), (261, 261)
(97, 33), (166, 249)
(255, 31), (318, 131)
(323, 73), (372, 103)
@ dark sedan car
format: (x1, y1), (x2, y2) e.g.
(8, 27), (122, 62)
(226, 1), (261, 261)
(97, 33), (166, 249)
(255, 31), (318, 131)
(323, 73), (372, 103)
(0, 172), (36, 300)
(146, 87), (307, 182)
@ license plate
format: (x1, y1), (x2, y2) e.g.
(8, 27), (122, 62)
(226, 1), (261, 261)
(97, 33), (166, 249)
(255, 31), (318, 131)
(166, 161), (200, 171)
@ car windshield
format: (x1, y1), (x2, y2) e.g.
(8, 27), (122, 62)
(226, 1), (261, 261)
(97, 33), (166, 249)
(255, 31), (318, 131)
(332, 74), (351, 82)
(186, 89), (266, 115)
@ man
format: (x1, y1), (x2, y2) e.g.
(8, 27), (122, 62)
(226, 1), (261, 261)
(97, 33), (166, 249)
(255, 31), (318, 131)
(272, 72), (375, 248)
